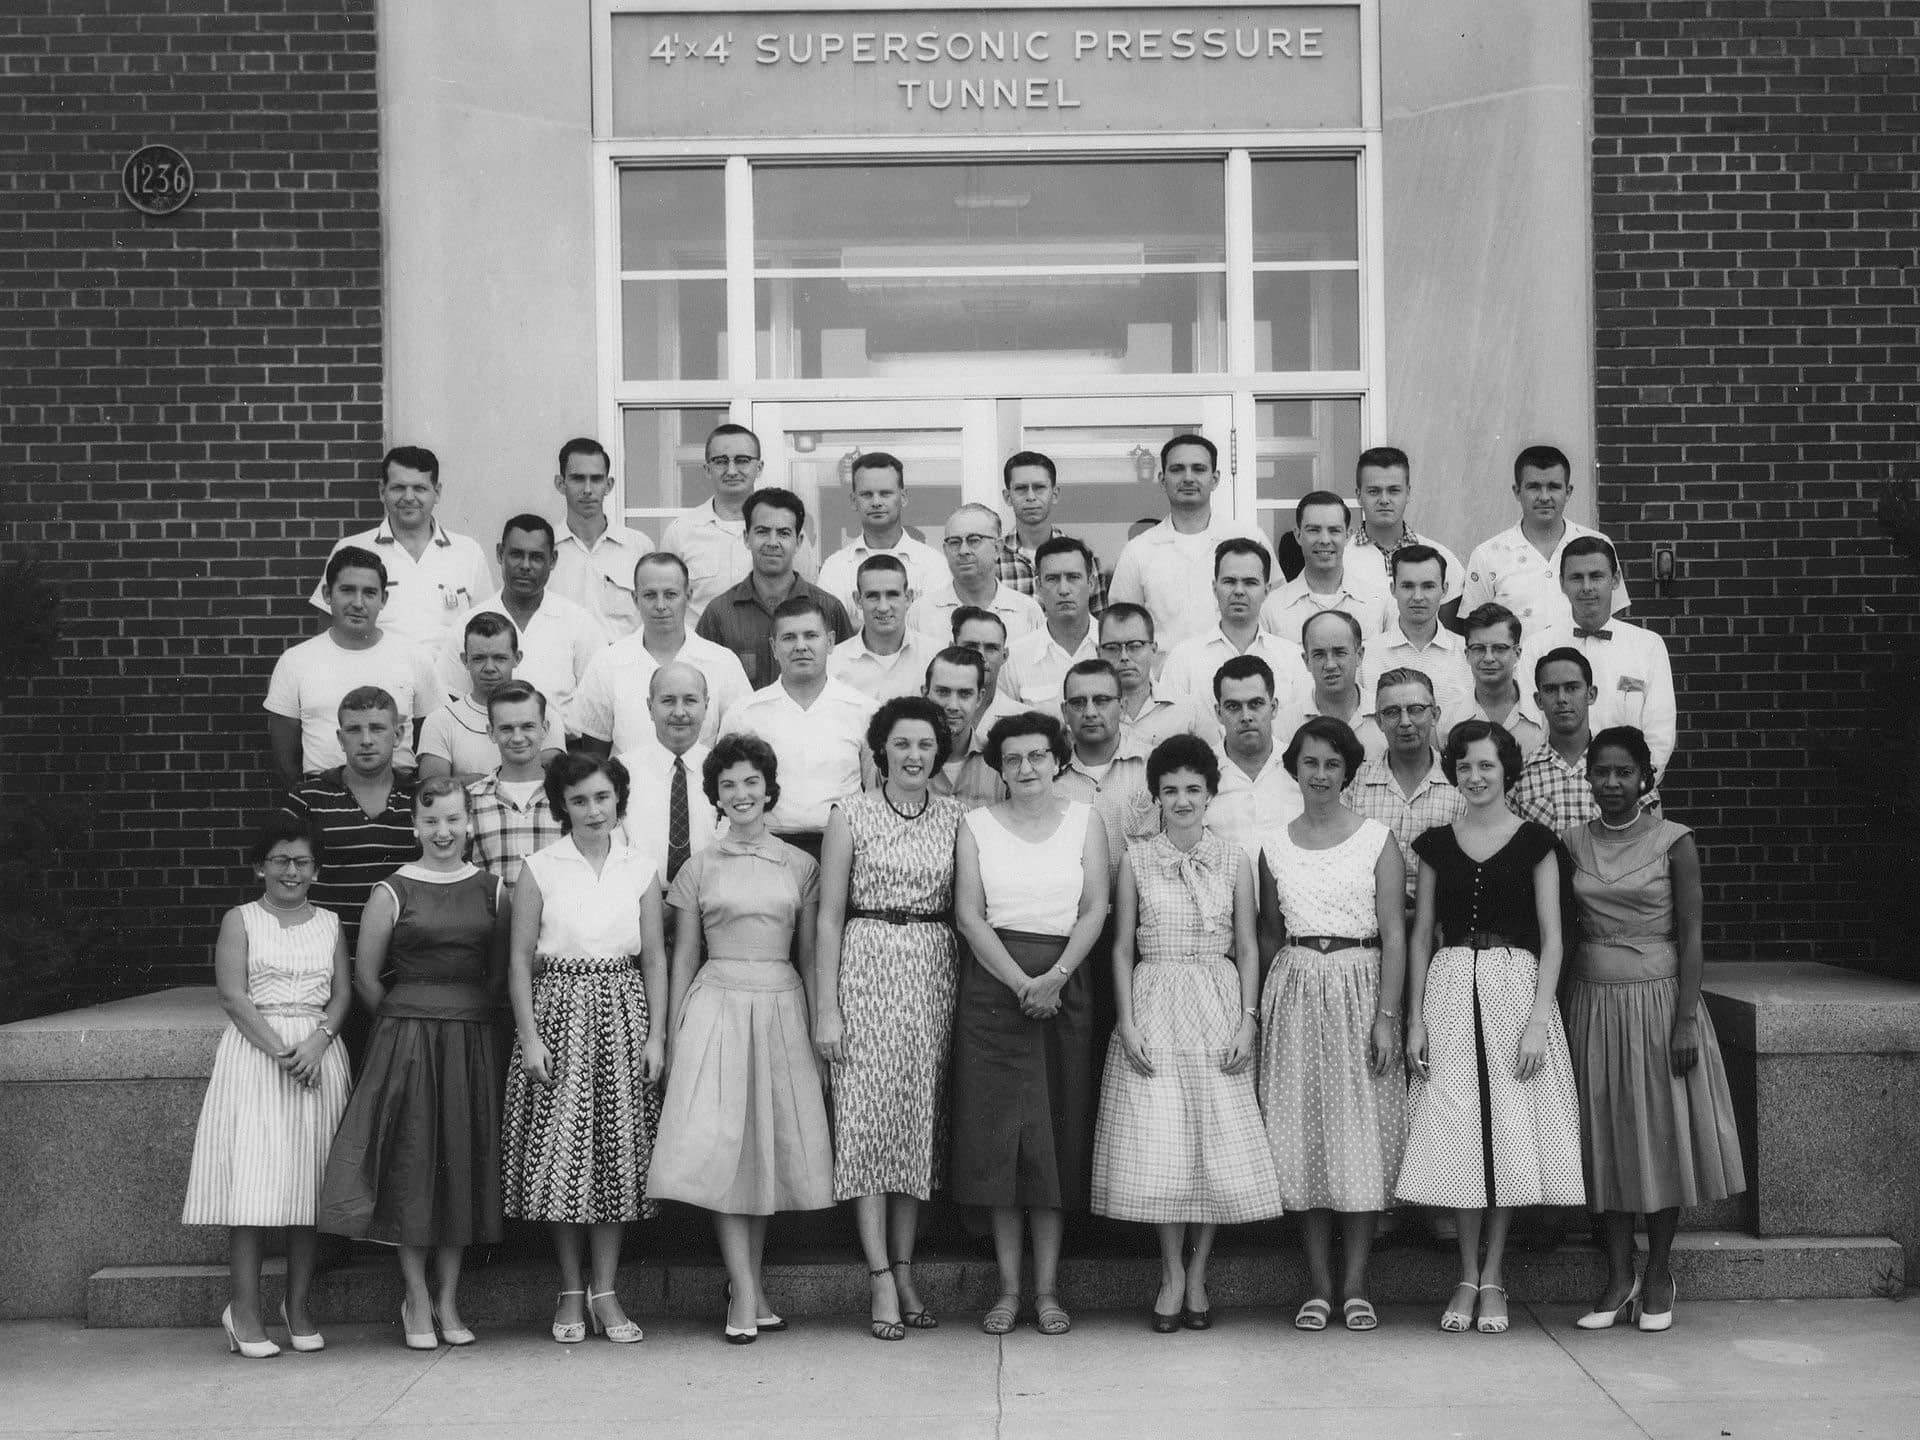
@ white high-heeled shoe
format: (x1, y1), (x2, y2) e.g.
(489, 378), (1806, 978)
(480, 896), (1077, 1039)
(587, 1288), (644, 1344)
(1575, 1275), (1642, 1330)
(552, 1289), (587, 1344)
(1637, 1277), (1677, 1332)
(279, 1299), (325, 1352)
(401, 1300), (439, 1351)
(222, 1304), (280, 1359)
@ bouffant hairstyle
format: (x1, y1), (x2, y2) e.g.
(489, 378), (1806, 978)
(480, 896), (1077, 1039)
(1282, 715), (1365, 789)
(1146, 733), (1221, 796)
(1441, 719), (1524, 792)
(983, 711), (1072, 774)
(1588, 725), (1654, 784)
(544, 751), (632, 831)
(250, 813), (323, 867)
(867, 695), (953, 777)
(703, 732), (781, 811)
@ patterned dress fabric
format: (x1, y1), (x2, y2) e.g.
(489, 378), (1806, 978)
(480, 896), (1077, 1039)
(828, 793), (964, 1201)
(1258, 818), (1408, 1212)
(1395, 822), (1586, 1209)
(502, 837), (661, 1224)
(1562, 820), (1746, 1213)
(648, 834), (835, 1215)
(1091, 831), (1279, 1223)
(182, 903), (351, 1227)
(317, 867), (505, 1246)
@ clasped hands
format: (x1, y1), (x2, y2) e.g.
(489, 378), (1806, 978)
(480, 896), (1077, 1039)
(1019, 967), (1068, 1020)
(275, 1031), (331, 1088)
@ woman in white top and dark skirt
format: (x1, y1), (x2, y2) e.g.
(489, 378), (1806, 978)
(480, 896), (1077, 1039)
(951, 711), (1110, 1338)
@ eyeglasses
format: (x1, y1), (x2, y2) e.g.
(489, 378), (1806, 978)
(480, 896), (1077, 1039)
(999, 751), (1054, 773)
(942, 533), (999, 552)
(1465, 642), (1516, 658)
(1377, 703), (1435, 723)
(1098, 640), (1153, 657)
(704, 453), (761, 472)
(262, 856), (317, 871)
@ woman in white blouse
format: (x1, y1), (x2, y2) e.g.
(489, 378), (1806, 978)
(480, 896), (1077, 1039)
(502, 753), (668, 1346)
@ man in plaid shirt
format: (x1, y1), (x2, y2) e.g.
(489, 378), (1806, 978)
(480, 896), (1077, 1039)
(999, 450), (1106, 615)
(1341, 666), (1462, 909)
(466, 679), (561, 885)
(1508, 647), (1601, 833)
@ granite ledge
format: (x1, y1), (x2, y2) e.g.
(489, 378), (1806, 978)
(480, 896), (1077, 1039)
(1701, 962), (1920, 1055)
(0, 987), (225, 1083)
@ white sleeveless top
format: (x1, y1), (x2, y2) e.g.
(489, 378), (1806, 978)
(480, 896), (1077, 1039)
(965, 802), (1092, 937)
(1263, 816), (1391, 938)
(522, 834), (657, 958)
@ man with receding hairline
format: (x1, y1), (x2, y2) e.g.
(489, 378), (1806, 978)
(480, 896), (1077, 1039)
(1275, 609), (1386, 763)
(1259, 490), (1391, 644)
(908, 503), (1044, 641)
(619, 661), (721, 882)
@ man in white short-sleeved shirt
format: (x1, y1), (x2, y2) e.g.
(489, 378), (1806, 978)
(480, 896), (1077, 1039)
(1161, 537), (1309, 744)
(1463, 443), (1630, 635)
(658, 423), (817, 625)
(419, 611), (565, 782)
(999, 536), (1100, 715)
(1108, 434), (1271, 651)
(1344, 445), (1466, 626)
(1207, 653), (1302, 861)
(310, 444), (492, 663)
(828, 554), (939, 704)
(573, 551), (752, 757)
(1260, 491), (1393, 644)
(813, 452), (945, 625)
(908, 504), (1044, 643)
(549, 436), (653, 640)
(1358, 544), (1474, 731)
(270, 546), (437, 786)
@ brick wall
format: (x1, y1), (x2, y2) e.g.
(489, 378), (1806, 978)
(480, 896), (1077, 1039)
(1591, 1), (1920, 963)
(0, 0), (383, 1001)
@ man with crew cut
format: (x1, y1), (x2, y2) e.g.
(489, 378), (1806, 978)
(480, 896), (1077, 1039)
(999, 449), (1105, 614)
(1463, 443), (1630, 635)
(813, 451), (945, 623)
(549, 436), (654, 639)
(1345, 446), (1465, 626)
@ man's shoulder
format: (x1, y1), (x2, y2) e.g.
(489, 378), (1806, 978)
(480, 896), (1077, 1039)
(821, 676), (882, 712)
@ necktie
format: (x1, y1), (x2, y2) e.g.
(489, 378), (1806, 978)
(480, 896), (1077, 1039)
(667, 756), (691, 883)
(1573, 626), (1613, 641)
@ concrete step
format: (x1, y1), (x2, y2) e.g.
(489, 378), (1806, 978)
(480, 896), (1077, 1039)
(87, 1230), (1904, 1329)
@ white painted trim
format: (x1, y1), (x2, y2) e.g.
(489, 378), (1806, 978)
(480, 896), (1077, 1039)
(610, 373), (1368, 403)
(596, 132), (1374, 160)
(724, 156), (757, 383)
(593, 142), (625, 511)
(607, 0), (1354, 14)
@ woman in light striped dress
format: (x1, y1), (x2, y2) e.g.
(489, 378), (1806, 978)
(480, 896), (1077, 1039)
(181, 815), (353, 1358)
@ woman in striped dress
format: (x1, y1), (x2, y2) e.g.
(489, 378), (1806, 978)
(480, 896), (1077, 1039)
(181, 815), (353, 1358)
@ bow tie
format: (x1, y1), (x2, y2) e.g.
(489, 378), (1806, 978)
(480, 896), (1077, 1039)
(1573, 626), (1613, 641)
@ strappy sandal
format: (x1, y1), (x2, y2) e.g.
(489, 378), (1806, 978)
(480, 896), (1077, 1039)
(1033, 1295), (1071, 1335)
(1293, 1297), (1332, 1331)
(1439, 1281), (1478, 1333)
(1475, 1284), (1510, 1334)
(981, 1295), (1019, 1335)
(867, 1268), (905, 1342)
(892, 1259), (937, 1329)
(1342, 1298), (1379, 1332)
(551, 1289), (586, 1345)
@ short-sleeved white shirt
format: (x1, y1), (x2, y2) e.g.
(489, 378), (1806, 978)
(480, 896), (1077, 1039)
(521, 834), (656, 958)
(999, 624), (1099, 714)
(907, 582), (1044, 643)
(1462, 520), (1631, 637)
(436, 590), (609, 720)
(1358, 625), (1476, 734)
(264, 629), (439, 774)
(828, 630), (940, 704)
(417, 694), (563, 776)
(718, 678), (877, 835)
(1159, 627), (1311, 747)
(1108, 515), (1272, 651)
(570, 630), (752, 752)
(550, 522), (655, 639)
(1259, 574), (1395, 645)
(310, 520), (493, 661)
(815, 532), (947, 623)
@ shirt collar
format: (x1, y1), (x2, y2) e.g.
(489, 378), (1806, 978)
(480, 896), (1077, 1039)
(374, 518), (452, 548)
(714, 831), (788, 859)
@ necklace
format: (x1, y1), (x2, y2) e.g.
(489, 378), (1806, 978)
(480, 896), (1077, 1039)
(261, 895), (310, 914)
(884, 785), (928, 821)
(1598, 812), (1644, 833)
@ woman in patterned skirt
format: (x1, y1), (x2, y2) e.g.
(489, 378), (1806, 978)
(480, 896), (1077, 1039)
(648, 732), (835, 1343)
(503, 753), (667, 1346)
(1397, 720), (1585, 1335)
(317, 777), (508, 1349)
(1256, 717), (1408, 1333)
(1565, 727), (1744, 1334)
(181, 815), (351, 1358)
(815, 696), (965, 1341)
(1092, 734), (1278, 1333)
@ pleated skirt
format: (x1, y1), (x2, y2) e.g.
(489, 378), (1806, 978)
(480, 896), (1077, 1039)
(181, 1014), (351, 1228)
(1092, 955), (1280, 1224)
(1395, 944), (1586, 1210)
(316, 1012), (505, 1246)
(647, 958), (835, 1215)
(1564, 975), (1746, 1213)
(502, 957), (659, 1224)
(1257, 944), (1407, 1213)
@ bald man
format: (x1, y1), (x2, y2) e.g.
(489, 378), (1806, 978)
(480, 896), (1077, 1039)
(907, 503), (1044, 642)
(618, 661), (719, 884)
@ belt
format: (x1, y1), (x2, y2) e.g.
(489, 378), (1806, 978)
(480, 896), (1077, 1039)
(848, 907), (949, 926)
(1290, 934), (1379, 953)
(1454, 930), (1524, 951)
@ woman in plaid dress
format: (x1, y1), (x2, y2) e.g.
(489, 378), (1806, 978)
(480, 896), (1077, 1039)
(1092, 735), (1278, 1332)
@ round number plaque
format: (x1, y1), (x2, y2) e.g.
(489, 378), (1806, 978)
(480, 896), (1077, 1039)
(121, 145), (194, 216)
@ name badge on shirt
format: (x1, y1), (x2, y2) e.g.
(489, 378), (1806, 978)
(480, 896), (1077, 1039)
(1616, 676), (1646, 695)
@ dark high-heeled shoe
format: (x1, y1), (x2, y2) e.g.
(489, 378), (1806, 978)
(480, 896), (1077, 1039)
(1180, 1307), (1213, 1331)
(1150, 1307), (1182, 1334)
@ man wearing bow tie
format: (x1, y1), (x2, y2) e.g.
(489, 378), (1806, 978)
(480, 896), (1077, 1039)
(1533, 537), (1676, 778)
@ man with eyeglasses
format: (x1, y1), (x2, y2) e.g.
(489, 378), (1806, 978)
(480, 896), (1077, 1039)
(1160, 537), (1310, 742)
(1000, 450), (1105, 615)
(1108, 433), (1271, 650)
(1097, 603), (1197, 755)
(908, 503), (1044, 642)
(1459, 602), (1547, 753)
(661, 423), (819, 625)
(1358, 544), (1474, 733)
(1342, 667), (1463, 910)
(998, 536), (1099, 713)
(1055, 660), (1159, 879)
(694, 486), (853, 690)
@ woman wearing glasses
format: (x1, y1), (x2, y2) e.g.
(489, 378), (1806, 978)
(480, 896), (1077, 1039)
(950, 711), (1110, 1337)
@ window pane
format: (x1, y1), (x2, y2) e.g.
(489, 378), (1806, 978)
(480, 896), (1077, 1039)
(619, 167), (725, 271)
(1251, 157), (1358, 262)
(757, 273), (1224, 379)
(622, 278), (727, 382)
(1254, 271), (1360, 371)
(1254, 398), (1362, 508)
(755, 160), (1225, 267)
(621, 406), (730, 514)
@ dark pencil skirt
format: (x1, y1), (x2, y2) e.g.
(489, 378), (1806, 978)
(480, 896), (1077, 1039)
(949, 928), (1093, 1211)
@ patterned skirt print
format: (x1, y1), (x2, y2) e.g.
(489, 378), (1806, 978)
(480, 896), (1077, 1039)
(1257, 944), (1408, 1213)
(1092, 953), (1280, 1224)
(502, 957), (659, 1224)
(1395, 944), (1585, 1210)
(181, 1007), (352, 1228)
(830, 918), (958, 1201)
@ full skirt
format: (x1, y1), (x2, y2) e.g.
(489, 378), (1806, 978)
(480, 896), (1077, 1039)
(1396, 944), (1585, 1209)
(1564, 975), (1746, 1213)
(1092, 956), (1280, 1223)
(648, 959), (835, 1215)
(1258, 945), (1407, 1213)
(181, 1016), (351, 1227)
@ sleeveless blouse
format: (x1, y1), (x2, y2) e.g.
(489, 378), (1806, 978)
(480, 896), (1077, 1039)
(236, 902), (340, 1012)
(523, 835), (656, 959)
(1264, 817), (1390, 938)
(1131, 830), (1236, 964)
(1411, 821), (1559, 951)
(1564, 819), (1691, 984)
(373, 865), (501, 1021)
(965, 802), (1093, 936)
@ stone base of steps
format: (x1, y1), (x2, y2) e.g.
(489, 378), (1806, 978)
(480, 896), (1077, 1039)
(87, 1231), (1904, 1329)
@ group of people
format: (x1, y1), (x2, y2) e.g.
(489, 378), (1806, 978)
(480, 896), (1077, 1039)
(184, 427), (1741, 1356)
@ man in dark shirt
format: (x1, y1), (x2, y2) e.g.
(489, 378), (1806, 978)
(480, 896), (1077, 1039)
(693, 486), (852, 689)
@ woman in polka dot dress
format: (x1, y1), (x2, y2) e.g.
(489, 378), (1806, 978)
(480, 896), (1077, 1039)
(1396, 720), (1584, 1335)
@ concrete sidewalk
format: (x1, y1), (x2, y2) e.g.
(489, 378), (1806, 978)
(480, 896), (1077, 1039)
(3, 1298), (1916, 1439)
